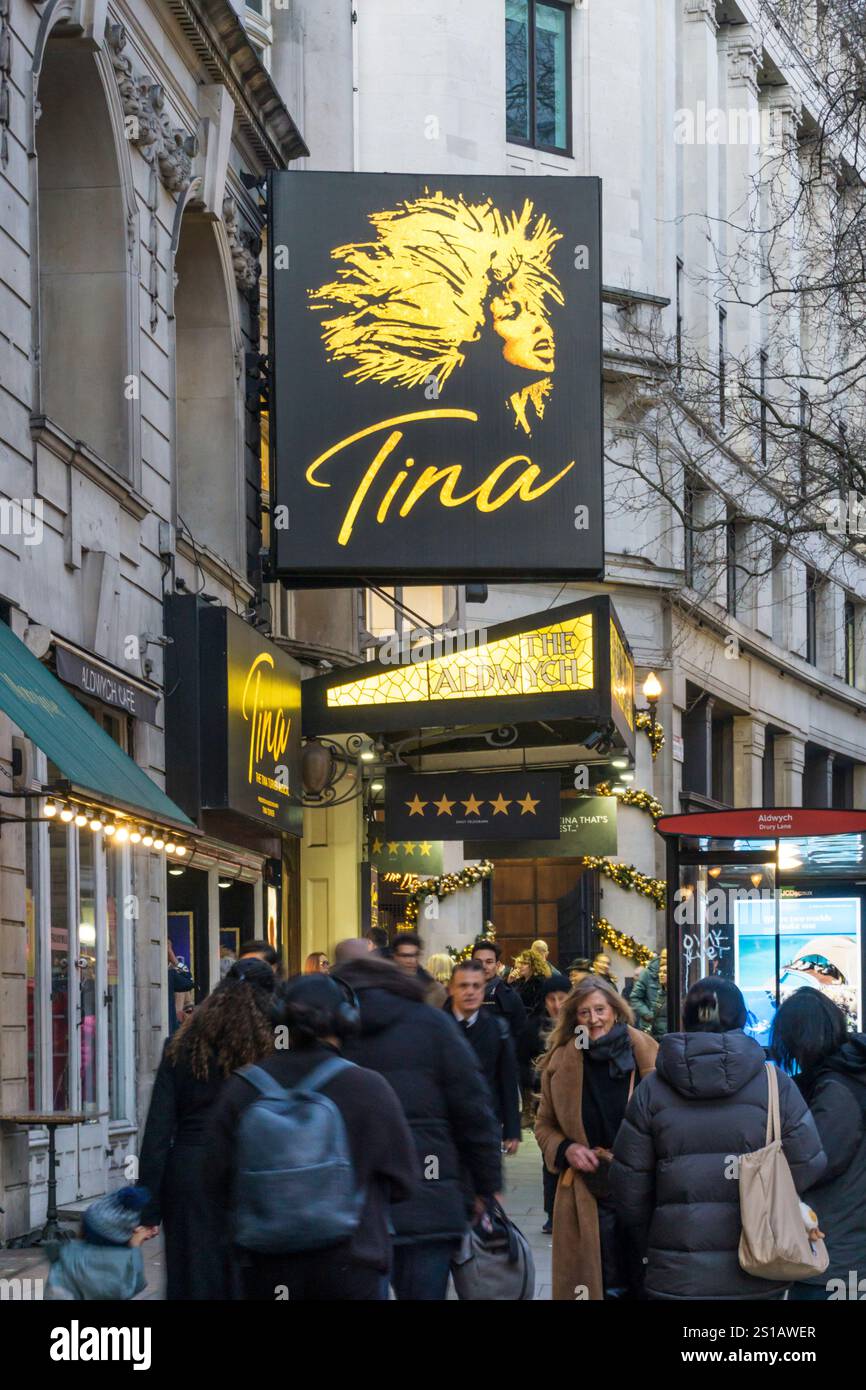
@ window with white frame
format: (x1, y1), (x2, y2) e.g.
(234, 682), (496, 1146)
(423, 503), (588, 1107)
(25, 746), (135, 1125)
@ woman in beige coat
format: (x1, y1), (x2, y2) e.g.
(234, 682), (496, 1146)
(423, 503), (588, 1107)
(535, 975), (657, 1300)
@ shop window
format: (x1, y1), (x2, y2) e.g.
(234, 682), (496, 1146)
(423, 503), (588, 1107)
(25, 820), (38, 1111)
(506, 0), (571, 153)
(25, 749), (134, 1122)
(48, 820), (72, 1110)
(36, 42), (129, 472)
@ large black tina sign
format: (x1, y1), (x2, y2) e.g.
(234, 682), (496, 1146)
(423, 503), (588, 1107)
(268, 171), (603, 584)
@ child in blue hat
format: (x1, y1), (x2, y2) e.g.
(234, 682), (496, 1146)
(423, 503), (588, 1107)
(45, 1186), (157, 1300)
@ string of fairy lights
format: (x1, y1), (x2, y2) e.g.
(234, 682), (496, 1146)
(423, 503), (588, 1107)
(42, 796), (190, 857)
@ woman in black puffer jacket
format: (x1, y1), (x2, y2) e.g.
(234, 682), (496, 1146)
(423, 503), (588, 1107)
(610, 977), (826, 1300)
(772, 990), (866, 1300)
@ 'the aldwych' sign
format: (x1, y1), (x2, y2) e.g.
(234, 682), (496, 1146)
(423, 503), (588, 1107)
(269, 172), (603, 584)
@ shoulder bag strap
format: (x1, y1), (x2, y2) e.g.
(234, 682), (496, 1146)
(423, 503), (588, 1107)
(764, 1062), (781, 1145)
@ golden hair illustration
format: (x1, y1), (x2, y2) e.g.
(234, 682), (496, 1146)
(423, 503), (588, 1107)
(309, 191), (564, 433)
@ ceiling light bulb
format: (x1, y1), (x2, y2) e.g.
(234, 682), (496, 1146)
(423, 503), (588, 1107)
(60, 807), (74, 822)
(104, 823), (116, 836)
(153, 837), (165, 850)
(371, 781), (384, 792)
(130, 830), (142, 844)
(114, 826), (130, 843)
(74, 813), (88, 828)
(175, 845), (187, 857)
(168, 867), (185, 876)
(360, 748), (375, 762)
(44, 800), (58, 817)
(89, 818), (103, 833)
(165, 841), (177, 854)
(621, 773), (634, 783)
(708, 866), (722, 878)
(142, 834), (154, 847)
(218, 878), (232, 889)
(611, 758), (629, 770)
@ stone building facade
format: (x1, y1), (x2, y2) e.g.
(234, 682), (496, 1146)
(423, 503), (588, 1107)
(0, 0), (304, 1238)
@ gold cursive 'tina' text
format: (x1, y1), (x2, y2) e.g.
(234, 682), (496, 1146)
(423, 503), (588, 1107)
(242, 653), (291, 785)
(305, 409), (574, 546)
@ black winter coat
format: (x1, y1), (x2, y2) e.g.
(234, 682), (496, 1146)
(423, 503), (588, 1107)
(137, 1044), (233, 1300)
(333, 957), (503, 1242)
(484, 978), (527, 1041)
(610, 1029), (827, 1300)
(797, 1032), (866, 1284)
(443, 1001), (521, 1141)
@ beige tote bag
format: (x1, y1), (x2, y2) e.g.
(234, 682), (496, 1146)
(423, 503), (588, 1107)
(738, 1062), (829, 1282)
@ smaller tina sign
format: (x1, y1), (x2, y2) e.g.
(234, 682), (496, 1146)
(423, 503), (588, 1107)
(385, 769), (561, 842)
(469, 795), (617, 860)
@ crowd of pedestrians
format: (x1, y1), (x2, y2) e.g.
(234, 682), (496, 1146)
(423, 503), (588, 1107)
(45, 928), (866, 1304)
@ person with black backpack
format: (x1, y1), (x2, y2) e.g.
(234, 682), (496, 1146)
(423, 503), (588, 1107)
(204, 973), (416, 1301)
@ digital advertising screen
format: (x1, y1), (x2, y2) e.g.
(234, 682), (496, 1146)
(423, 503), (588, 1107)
(734, 894), (862, 1047)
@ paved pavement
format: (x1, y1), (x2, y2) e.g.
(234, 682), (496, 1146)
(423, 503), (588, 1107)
(0, 1125), (552, 1302)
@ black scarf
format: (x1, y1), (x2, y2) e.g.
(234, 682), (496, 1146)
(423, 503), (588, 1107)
(587, 1022), (635, 1079)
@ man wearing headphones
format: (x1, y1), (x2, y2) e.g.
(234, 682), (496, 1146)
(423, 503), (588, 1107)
(204, 973), (416, 1300)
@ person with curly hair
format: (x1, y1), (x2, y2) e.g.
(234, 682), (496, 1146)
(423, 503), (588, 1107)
(137, 957), (277, 1299)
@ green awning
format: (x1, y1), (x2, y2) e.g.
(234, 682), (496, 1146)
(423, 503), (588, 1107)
(0, 620), (194, 831)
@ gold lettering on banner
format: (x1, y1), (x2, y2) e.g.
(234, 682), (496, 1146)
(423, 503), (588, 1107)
(242, 653), (291, 793)
(306, 410), (574, 547)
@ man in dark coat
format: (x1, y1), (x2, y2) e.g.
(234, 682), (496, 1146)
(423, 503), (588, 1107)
(332, 953), (503, 1300)
(610, 978), (826, 1300)
(471, 940), (527, 1042)
(444, 960), (521, 1150)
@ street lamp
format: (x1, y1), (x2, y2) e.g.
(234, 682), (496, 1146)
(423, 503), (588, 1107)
(641, 671), (663, 734)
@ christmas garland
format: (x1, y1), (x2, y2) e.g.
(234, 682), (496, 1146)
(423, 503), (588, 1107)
(596, 781), (664, 822)
(404, 860), (494, 927)
(581, 854), (667, 909)
(596, 917), (656, 968)
(446, 924), (496, 963)
(636, 710), (665, 759)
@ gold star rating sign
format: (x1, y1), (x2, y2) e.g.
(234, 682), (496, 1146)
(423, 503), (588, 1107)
(384, 771), (562, 842)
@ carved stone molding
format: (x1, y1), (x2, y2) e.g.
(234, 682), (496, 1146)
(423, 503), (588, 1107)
(105, 22), (198, 196)
(684, 0), (717, 31)
(764, 85), (803, 148)
(223, 195), (260, 293)
(724, 27), (761, 96)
